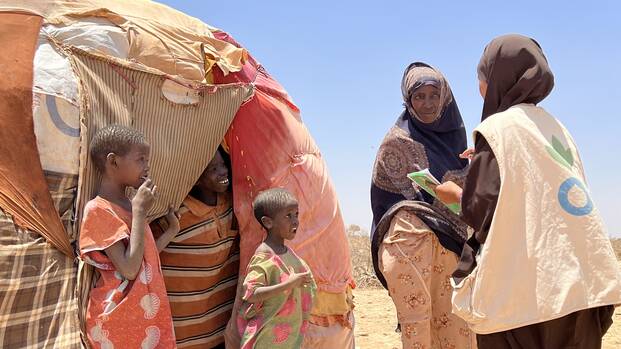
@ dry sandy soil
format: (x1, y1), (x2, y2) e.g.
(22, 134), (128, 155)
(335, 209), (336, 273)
(353, 288), (621, 349)
(349, 235), (621, 348)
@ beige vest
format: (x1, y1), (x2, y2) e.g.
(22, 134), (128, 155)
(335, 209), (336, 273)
(452, 104), (621, 334)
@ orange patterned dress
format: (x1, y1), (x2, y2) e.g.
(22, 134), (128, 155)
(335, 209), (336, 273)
(80, 196), (176, 349)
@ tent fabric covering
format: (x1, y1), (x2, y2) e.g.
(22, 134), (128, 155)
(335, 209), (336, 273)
(71, 49), (253, 225)
(0, 0), (248, 82)
(0, 1), (354, 346)
(0, 209), (80, 349)
(0, 19), (80, 342)
(0, 12), (74, 258)
(214, 32), (354, 295)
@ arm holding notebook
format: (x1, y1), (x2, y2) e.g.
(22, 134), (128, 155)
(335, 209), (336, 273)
(434, 148), (473, 205)
(435, 181), (463, 205)
(408, 169), (463, 214)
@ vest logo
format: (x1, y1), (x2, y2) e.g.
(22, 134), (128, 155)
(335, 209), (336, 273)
(545, 136), (574, 169)
(558, 178), (593, 216)
(547, 135), (593, 216)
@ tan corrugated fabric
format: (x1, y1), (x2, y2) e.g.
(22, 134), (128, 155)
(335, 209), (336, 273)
(71, 50), (253, 225)
(1, 0), (247, 82)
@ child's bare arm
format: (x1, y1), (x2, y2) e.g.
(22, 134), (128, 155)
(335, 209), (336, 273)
(245, 270), (313, 303)
(105, 179), (156, 280)
(156, 207), (180, 252)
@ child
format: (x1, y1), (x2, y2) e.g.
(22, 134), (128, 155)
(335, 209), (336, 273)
(79, 124), (180, 348)
(237, 188), (316, 349)
(152, 147), (239, 349)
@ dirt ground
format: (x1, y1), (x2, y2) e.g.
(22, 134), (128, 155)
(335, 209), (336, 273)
(353, 289), (400, 349)
(352, 288), (621, 349)
(349, 235), (621, 348)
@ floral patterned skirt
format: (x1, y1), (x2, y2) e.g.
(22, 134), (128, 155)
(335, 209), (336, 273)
(379, 209), (477, 349)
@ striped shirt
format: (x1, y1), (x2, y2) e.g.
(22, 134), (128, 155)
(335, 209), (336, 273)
(153, 193), (239, 349)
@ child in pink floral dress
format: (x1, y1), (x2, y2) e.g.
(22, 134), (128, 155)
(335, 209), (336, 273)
(237, 188), (316, 348)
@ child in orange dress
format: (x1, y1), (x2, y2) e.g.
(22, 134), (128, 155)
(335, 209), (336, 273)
(79, 125), (180, 348)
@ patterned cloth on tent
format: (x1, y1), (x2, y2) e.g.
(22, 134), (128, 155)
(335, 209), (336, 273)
(0, 209), (80, 348)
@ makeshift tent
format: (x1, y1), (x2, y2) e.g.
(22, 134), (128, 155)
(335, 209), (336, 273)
(0, 1), (353, 347)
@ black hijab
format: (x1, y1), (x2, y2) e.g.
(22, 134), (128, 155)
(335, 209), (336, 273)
(371, 62), (468, 227)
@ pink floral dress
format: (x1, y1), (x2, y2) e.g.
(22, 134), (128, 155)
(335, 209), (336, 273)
(237, 247), (316, 348)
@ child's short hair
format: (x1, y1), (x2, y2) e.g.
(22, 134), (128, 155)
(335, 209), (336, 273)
(90, 124), (147, 172)
(253, 188), (298, 226)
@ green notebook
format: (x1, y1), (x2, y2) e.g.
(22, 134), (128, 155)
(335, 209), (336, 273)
(407, 169), (461, 215)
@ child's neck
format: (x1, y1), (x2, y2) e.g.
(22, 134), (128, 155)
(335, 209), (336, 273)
(264, 233), (287, 255)
(98, 176), (132, 211)
(195, 185), (218, 206)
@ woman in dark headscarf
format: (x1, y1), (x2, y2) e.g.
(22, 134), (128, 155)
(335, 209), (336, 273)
(437, 34), (621, 349)
(370, 62), (476, 349)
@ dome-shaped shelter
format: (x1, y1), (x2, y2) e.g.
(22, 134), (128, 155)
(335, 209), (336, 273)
(0, 1), (353, 347)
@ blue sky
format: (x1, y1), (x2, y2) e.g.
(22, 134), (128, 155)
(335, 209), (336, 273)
(162, 0), (620, 236)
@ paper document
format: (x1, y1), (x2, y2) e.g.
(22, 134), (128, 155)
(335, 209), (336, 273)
(407, 169), (461, 214)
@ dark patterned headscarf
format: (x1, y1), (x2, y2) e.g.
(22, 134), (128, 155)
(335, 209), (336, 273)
(401, 64), (452, 123)
(371, 62), (468, 227)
